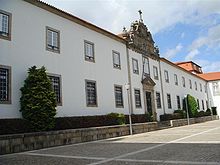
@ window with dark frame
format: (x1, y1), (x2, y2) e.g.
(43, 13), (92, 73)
(48, 75), (62, 105)
(114, 85), (123, 107)
(0, 10), (11, 40)
(85, 80), (97, 106)
(113, 51), (121, 69)
(195, 82), (197, 91)
(132, 59), (139, 74)
(84, 40), (95, 62)
(182, 77), (185, 87)
(134, 89), (141, 108)
(0, 66), (11, 104)
(177, 95), (181, 109)
(46, 27), (60, 53)
(153, 66), (158, 80)
(174, 74), (178, 85)
(143, 57), (150, 76)
(164, 70), (169, 83)
(197, 99), (200, 110)
(189, 79), (192, 89)
(167, 94), (172, 109)
(156, 92), (161, 108)
(202, 100), (204, 110)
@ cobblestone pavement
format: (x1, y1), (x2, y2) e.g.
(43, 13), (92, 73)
(1, 120), (220, 165)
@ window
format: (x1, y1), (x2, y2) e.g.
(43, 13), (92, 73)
(202, 100), (204, 110)
(0, 10), (11, 40)
(48, 74), (62, 105)
(0, 65), (11, 104)
(212, 82), (220, 96)
(153, 66), (158, 80)
(46, 27), (60, 53)
(156, 92), (161, 108)
(114, 85), (123, 107)
(206, 100), (209, 109)
(204, 85), (207, 93)
(134, 89), (141, 108)
(143, 57), (150, 76)
(189, 79), (192, 89)
(132, 58), (139, 74)
(174, 74), (178, 85)
(195, 82), (197, 91)
(84, 40), (95, 62)
(85, 80), (97, 106)
(177, 96), (181, 109)
(200, 83), (202, 92)
(197, 99), (200, 110)
(167, 94), (172, 109)
(112, 51), (121, 69)
(182, 77), (185, 87)
(164, 70), (169, 83)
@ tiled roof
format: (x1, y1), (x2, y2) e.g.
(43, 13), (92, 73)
(198, 72), (220, 81)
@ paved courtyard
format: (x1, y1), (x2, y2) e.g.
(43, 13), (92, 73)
(1, 120), (220, 165)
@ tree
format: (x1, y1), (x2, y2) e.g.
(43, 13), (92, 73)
(20, 66), (57, 131)
(187, 94), (198, 117)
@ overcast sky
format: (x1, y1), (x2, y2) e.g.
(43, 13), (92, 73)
(42, 0), (220, 73)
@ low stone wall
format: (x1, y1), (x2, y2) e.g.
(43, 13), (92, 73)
(0, 122), (158, 155)
(170, 115), (219, 127)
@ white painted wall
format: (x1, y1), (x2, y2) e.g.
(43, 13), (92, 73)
(207, 81), (220, 115)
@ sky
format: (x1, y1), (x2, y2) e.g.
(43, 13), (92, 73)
(42, 0), (220, 73)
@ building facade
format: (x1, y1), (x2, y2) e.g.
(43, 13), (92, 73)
(0, 0), (218, 120)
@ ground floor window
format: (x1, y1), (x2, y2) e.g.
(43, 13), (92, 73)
(134, 89), (141, 108)
(156, 92), (161, 108)
(48, 74), (62, 105)
(114, 85), (123, 107)
(177, 95), (181, 109)
(0, 65), (11, 104)
(167, 94), (172, 109)
(85, 80), (97, 106)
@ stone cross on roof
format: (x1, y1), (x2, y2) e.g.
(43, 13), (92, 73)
(138, 10), (143, 22)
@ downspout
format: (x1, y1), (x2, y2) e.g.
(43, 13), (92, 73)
(126, 44), (134, 114)
(158, 59), (166, 114)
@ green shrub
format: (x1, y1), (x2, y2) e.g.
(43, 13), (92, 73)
(187, 94), (198, 117)
(107, 113), (125, 125)
(146, 112), (153, 122)
(205, 109), (211, 116)
(195, 111), (206, 117)
(20, 66), (57, 131)
(174, 109), (186, 118)
(211, 107), (217, 115)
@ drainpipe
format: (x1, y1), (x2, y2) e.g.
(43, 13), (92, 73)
(126, 44), (134, 114)
(158, 59), (166, 114)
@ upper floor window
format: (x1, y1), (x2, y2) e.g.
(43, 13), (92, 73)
(143, 57), (150, 76)
(212, 82), (220, 96)
(0, 65), (11, 104)
(164, 70), (169, 83)
(114, 85), (123, 107)
(174, 74), (178, 85)
(204, 85), (207, 93)
(85, 80), (97, 106)
(46, 27), (60, 53)
(156, 92), (161, 108)
(132, 58), (139, 74)
(134, 89), (141, 108)
(202, 100), (204, 110)
(167, 94), (172, 109)
(189, 79), (192, 89)
(112, 51), (121, 69)
(48, 74), (62, 105)
(84, 40), (95, 62)
(195, 82), (197, 91)
(0, 10), (11, 40)
(197, 99), (200, 110)
(153, 66), (158, 80)
(177, 95), (181, 109)
(182, 77), (185, 87)
(200, 83), (202, 92)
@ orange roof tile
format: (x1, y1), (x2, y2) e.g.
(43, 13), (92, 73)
(198, 72), (220, 81)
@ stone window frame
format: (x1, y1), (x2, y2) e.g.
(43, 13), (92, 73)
(195, 81), (197, 91)
(189, 79), (192, 89)
(0, 65), (12, 104)
(85, 79), (98, 107)
(212, 81), (220, 96)
(202, 100), (204, 110)
(132, 58), (139, 74)
(114, 85), (124, 108)
(164, 70), (169, 83)
(153, 66), (158, 80)
(200, 83), (202, 92)
(167, 93), (172, 109)
(84, 40), (95, 63)
(143, 57), (150, 76)
(112, 50), (121, 69)
(46, 26), (60, 54)
(0, 9), (12, 41)
(197, 99), (200, 110)
(174, 74), (178, 86)
(176, 95), (181, 109)
(134, 88), (142, 108)
(48, 73), (62, 106)
(182, 76), (185, 87)
(156, 92), (161, 108)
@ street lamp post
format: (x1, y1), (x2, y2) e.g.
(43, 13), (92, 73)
(125, 83), (133, 135)
(184, 95), (190, 125)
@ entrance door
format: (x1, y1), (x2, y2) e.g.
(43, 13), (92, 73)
(146, 92), (152, 114)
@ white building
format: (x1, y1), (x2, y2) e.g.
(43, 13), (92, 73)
(0, 0), (218, 121)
